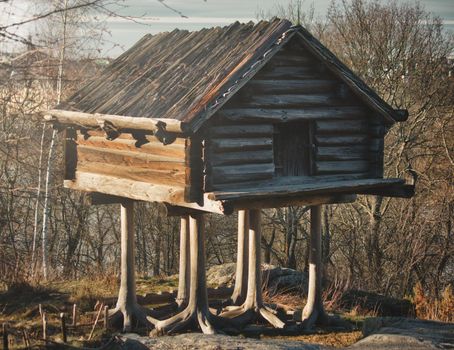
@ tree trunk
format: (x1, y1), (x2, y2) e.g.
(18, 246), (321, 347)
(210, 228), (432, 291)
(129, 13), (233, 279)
(109, 200), (156, 331)
(301, 205), (328, 328)
(221, 209), (285, 329)
(229, 210), (249, 305)
(176, 216), (190, 307)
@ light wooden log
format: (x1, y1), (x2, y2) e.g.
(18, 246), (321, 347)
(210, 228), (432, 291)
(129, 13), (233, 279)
(72, 304), (77, 327)
(64, 172), (185, 206)
(76, 162), (186, 187)
(209, 124), (273, 137)
(210, 138), (273, 152)
(44, 109), (187, 133)
(77, 145), (185, 168)
(42, 313), (47, 341)
(77, 135), (186, 159)
(218, 107), (366, 123)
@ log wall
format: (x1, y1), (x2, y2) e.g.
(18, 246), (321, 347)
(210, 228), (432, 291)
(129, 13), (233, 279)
(204, 36), (385, 191)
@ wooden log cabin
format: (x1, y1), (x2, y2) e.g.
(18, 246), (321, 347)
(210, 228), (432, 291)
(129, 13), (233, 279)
(45, 18), (413, 215)
(44, 19), (415, 334)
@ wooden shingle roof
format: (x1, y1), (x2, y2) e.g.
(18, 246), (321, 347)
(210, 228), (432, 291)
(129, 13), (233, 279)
(55, 18), (406, 133)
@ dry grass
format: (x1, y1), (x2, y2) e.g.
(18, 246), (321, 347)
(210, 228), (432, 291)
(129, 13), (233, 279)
(268, 330), (363, 348)
(412, 283), (454, 323)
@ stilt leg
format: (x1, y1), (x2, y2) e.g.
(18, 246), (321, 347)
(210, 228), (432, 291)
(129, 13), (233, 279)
(108, 200), (157, 332)
(152, 213), (228, 335)
(226, 210), (249, 306)
(301, 205), (328, 329)
(175, 216), (190, 308)
(221, 209), (285, 329)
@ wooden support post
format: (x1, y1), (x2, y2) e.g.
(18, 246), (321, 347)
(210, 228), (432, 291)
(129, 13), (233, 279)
(176, 216), (190, 307)
(301, 205), (328, 328)
(2, 323), (8, 350)
(221, 209), (285, 329)
(104, 305), (109, 330)
(72, 304), (77, 327)
(229, 210), (249, 305)
(108, 200), (156, 331)
(42, 312), (47, 342)
(153, 212), (228, 335)
(60, 313), (67, 343)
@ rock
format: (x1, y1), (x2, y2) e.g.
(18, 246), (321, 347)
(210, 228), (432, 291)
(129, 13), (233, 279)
(339, 290), (415, 317)
(206, 263), (308, 293)
(120, 333), (331, 350)
(350, 317), (454, 349)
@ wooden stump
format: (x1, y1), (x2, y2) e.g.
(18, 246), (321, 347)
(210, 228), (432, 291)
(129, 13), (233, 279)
(221, 209), (285, 329)
(109, 200), (157, 331)
(152, 213), (228, 335)
(301, 205), (329, 328)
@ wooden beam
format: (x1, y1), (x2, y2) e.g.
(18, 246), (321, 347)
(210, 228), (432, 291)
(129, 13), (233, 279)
(358, 184), (415, 198)
(43, 109), (187, 134)
(217, 107), (366, 123)
(85, 192), (130, 205)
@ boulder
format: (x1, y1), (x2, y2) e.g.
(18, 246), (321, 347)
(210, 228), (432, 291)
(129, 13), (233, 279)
(206, 263), (308, 293)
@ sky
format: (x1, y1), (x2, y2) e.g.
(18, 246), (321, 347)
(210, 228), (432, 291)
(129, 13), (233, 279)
(1, 0), (453, 57)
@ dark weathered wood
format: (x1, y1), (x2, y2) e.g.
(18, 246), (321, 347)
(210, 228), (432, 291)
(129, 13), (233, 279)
(315, 120), (369, 134)
(206, 150), (273, 166)
(316, 146), (369, 161)
(315, 135), (369, 146)
(2, 323), (8, 350)
(295, 30), (403, 124)
(185, 136), (203, 203)
(208, 163), (275, 182)
(86, 192), (129, 205)
(315, 160), (369, 174)
(268, 53), (315, 66)
(359, 184), (415, 198)
(247, 79), (338, 94)
(63, 128), (77, 180)
(209, 178), (404, 201)
(239, 93), (354, 108)
(256, 65), (324, 80)
(210, 138), (273, 152)
(218, 107), (366, 123)
(209, 124), (273, 137)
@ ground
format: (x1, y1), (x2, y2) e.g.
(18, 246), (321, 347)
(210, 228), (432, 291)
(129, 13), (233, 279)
(0, 276), (452, 349)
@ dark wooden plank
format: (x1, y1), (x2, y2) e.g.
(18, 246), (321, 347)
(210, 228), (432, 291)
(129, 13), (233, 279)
(247, 79), (338, 94)
(210, 138), (273, 152)
(208, 163), (275, 182)
(315, 160), (369, 174)
(316, 146), (369, 161)
(315, 135), (370, 146)
(209, 178), (404, 201)
(218, 107), (367, 123)
(209, 124), (273, 137)
(206, 150), (273, 166)
(239, 94), (355, 108)
(256, 65), (324, 79)
(315, 120), (369, 134)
